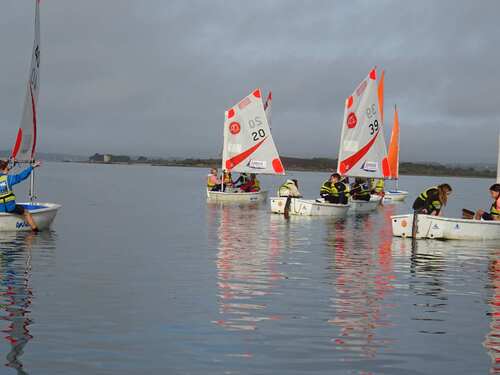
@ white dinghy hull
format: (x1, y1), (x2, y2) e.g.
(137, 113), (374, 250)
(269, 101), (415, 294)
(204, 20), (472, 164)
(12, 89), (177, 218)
(0, 202), (60, 232)
(349, 195), (382, 213)
(391, 213), (500, 240)
(207, 189), (267, 203)
(269, 197), (349, 216)
(383, 190), (408, 202)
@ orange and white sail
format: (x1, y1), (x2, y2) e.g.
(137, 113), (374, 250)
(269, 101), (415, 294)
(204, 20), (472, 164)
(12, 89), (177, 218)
(378, 70), (385, 124)
(387, 106), (400, 180)
(11, 0), (40, 162)
(337, 68), (390, 179)
(222, 89), (285, 175)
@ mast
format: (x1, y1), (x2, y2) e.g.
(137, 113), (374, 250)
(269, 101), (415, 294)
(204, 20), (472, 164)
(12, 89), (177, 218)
(497, 131), (500, 183)
(29, 0), (40, 202)
(10, 0), (41, 202)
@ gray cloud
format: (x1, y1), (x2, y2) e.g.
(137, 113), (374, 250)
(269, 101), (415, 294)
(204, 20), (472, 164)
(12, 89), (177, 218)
(0, 0), (498, 163)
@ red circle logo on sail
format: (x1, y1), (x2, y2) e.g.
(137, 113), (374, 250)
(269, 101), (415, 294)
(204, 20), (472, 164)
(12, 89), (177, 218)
(229, 122), (241, 135)
(347, 112), (357, 129)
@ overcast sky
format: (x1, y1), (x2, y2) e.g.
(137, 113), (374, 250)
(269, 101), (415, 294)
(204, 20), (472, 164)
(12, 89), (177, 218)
(0, 0), (498, 163)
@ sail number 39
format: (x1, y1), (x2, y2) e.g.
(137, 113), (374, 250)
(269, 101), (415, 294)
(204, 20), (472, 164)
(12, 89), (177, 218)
(366, 104), (379, 135)
(369, 120), (379, 135)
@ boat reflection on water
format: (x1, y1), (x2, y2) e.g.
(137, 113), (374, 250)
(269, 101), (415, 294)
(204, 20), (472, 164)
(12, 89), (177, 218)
(327, 207), (396, 360)
(0, 231), (56, 374)
(210, 204), (285, 332)
(484, 249), (500, 373)
(406, 237), (448, 336)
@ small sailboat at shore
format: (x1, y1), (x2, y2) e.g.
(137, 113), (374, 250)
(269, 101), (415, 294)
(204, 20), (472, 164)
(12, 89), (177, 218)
(383, 105), (408, 202)
(0, 0), (60, 232)
(392, 132), (500, 240)
(207, 89), (285, 203)
(337, 68), (389, 212)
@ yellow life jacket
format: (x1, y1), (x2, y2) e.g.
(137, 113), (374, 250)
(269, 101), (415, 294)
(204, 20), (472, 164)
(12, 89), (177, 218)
(278, 180), (294, 196)
(223, 173), (232, 185)
(373, 179), (384, 193)
(418, 186), (442, 211)
(0, 175), (16, 205)
(491, 197), (500, 216)
(320, 181), (337, 196)
(252, 178), (260, 191)
(341, 182), (350, 197)
(207, 174), (216, 188)
(321, 181), (347, 197)
(353, 182), (370, 198)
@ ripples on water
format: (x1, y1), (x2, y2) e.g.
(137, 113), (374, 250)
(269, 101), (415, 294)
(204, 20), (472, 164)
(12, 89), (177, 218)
(0, 166), (497, 374)
(0, 232), (56, 374)
(206, 200), (498, 374)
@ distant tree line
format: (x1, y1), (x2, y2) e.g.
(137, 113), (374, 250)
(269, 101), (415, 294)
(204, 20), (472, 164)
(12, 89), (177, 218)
(89, 153), (148, 163)
(88, 154), (496, 178)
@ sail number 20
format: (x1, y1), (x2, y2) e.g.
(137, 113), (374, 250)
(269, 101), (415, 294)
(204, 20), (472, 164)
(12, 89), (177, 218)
(248, 116), (266, 141)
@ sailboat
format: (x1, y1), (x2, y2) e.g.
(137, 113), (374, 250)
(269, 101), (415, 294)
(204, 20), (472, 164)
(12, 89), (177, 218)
(337, 68), (389, 212)
(0, 0), (60, 231)
(207, 89), (285, 202)
(392, 132), (500, 240)
(383, 106), (408, 202)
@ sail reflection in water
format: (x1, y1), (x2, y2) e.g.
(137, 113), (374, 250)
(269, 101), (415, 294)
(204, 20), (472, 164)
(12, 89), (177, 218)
(0, 232), (55, 374)
(211, 204), (285, 331)
(327, 207), (397, 360)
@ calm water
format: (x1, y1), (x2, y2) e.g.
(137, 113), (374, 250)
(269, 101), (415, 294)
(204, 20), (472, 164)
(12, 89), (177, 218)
(0, 162), (498, 374)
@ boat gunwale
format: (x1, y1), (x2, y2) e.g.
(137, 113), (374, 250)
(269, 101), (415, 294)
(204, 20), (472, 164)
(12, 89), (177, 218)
(0, 202), (61, 216)
(391, 213), (500, 226)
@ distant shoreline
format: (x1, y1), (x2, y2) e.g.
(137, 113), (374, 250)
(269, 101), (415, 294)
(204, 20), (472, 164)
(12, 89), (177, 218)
(80, 156), (497, 179)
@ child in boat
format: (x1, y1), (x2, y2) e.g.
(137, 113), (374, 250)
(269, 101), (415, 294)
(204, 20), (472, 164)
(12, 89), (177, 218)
(350, 177), (371, 201)
(412, 184), (452, 216)
(207, 168), (221, 191)
(320, 173), (348, 204)
(0, 159), (41, 231)
(474, 183), (500, 221)
(222, 170), (233, 191)
(233, 173), (249, 188)
(240, 174), (260, 192)
(278, 179), (302, 198)
(370, 178), (385, 197)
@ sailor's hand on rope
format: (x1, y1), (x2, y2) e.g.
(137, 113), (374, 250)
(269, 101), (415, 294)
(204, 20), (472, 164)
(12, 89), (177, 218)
(31, 160), (42, 168)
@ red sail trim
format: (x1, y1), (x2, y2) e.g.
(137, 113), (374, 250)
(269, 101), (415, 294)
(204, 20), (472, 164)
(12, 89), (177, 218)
(11, 128), (23, 159)
(339, 131), (380, 174)
(225, 138), (267, 171)
(29, 84), (37, 159)
(264, 91), (272, 110)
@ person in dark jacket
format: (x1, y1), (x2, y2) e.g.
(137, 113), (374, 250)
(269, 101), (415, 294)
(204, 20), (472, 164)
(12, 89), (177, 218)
(320, 173), (348, 204)
(474, 183), (500, 221)
(350, 177), (371, 201)
(412, 184), (452, 216)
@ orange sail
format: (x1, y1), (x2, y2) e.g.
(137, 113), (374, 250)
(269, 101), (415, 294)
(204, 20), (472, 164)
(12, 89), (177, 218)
(387, 106), (400, 179)
(378, 70), (385, 124)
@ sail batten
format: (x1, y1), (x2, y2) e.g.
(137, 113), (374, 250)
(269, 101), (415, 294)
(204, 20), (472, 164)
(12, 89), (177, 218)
(337, 68), (389, 178)
(12, 0), (40, 162)
(222, 89), (284, 175)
